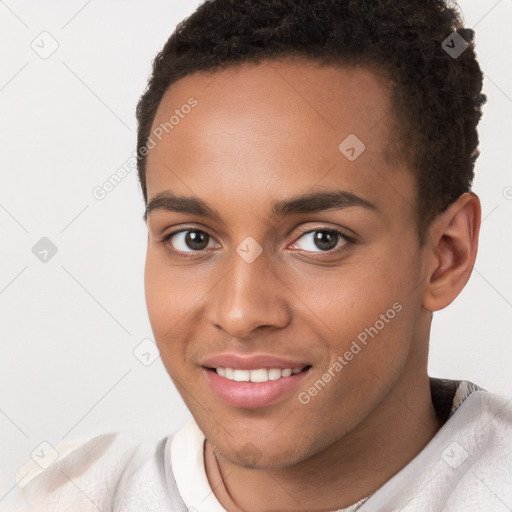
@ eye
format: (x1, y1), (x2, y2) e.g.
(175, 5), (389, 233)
(161, 228), (219, 255)
(289, 227), (353, 253)
(160, 225), (354, 259)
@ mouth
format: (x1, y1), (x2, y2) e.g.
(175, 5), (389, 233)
(203, 365), (312, 409)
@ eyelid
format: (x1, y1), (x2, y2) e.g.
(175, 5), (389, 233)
(291, 224), (356, 243)
(160, 223), (217, 243)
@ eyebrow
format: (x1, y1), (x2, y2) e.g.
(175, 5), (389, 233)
(143, 189), (378, 223)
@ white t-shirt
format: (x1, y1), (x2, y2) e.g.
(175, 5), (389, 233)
(2, 379), (511, 511)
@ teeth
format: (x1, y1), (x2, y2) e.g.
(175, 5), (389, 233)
(249, 368), (268, 382)
(215, 367), (304, 382)
(233, 369), (250, 382)
(268, 368), (282, 380)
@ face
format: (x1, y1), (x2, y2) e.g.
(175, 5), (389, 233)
(144, 59), (430, 470)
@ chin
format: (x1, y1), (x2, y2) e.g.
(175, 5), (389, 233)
(212, 434), (314, 471)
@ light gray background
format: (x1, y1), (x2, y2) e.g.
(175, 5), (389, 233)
(1, 0), (511, 499)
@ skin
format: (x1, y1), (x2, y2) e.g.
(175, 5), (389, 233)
(143, 58), (481, 511)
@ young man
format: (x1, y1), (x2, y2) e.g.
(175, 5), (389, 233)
(6, 0), (511, 510)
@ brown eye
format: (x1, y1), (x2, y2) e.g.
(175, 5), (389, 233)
(162, 229), (217, 253)
(291, 228), (350, 253)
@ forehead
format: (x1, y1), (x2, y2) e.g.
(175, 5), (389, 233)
(145, 59), (414, 224)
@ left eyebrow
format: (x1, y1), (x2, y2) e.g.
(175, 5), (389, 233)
(270, 190), (379, 219)
(143, 189), (379, 223)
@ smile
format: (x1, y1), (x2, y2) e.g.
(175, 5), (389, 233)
(203, 365), (312, 409)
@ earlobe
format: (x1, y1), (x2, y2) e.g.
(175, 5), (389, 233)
(423, 192), (481, 312)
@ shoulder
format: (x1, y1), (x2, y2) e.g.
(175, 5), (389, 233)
(3, 430), (184, 512)
(435, 390), (512, 509)
(460, 388), (512, 432)
(16, 431), (137, 487)
(435, 389), (512, 473)
(360, 389), (512, 512)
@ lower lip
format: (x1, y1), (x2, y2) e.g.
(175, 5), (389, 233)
(204, 368), (310, 409)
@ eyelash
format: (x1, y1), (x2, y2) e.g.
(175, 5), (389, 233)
(159, 225), (356, 259)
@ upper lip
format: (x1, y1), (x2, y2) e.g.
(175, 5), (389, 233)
(200, 353), (311, 370)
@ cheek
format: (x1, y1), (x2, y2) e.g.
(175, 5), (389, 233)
(143, 249), (224, 372)
(289, 246), (421, 393)
(143, 251), (195, 355)
(144, 252), (172, 338)
(288, 254), (408, 340)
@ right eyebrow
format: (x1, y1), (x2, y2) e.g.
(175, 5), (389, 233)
(144, 192), (223, 223)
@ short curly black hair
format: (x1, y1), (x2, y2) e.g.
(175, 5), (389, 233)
(136, 0), (486, 243)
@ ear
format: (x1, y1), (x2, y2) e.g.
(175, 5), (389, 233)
(422, 192), (481, 312)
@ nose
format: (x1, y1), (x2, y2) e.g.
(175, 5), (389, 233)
(208, 248), (292, 338)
